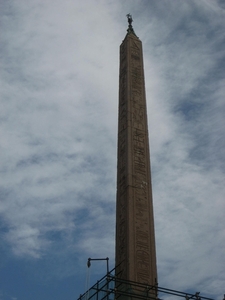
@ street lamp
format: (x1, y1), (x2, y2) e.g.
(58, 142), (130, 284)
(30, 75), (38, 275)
(87, 257), (109, 275)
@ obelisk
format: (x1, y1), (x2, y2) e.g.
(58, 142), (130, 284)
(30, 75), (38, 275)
(115, 15), (157, 288)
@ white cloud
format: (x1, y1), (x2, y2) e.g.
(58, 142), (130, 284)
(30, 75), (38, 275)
(0, 0), (224, 299)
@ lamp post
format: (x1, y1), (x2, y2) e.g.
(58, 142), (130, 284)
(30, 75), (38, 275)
(87, 257), (109, 274)
(87, 257), (109, 299)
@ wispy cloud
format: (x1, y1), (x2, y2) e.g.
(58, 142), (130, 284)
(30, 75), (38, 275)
(0, 0), (224, 299)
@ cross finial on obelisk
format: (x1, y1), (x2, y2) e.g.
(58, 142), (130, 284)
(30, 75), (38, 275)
(126, 13), (136, 35)
(126, 13), (133, 25)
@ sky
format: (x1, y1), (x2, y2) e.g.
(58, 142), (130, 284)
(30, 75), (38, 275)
(0, 0), (225, 299)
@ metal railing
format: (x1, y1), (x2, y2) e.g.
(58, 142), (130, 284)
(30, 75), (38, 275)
(78, 267), (215, 300)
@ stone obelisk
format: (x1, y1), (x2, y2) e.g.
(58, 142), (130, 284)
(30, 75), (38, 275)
(115, 15), (157, 288)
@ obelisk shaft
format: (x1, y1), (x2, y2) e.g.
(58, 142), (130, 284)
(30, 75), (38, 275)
(115, 28), (157, 287)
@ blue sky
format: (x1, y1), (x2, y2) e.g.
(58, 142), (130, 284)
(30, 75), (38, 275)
(0, 0), (225, 299)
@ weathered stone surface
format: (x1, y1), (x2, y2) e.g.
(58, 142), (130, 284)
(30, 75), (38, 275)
(115, 32), (157, 287)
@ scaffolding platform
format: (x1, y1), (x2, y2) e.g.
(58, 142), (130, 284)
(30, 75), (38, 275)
(77, 267), (214, 300)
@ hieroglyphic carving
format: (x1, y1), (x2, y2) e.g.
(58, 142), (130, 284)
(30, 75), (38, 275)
(116, 157), (127, 275)
(130, 38), (153, 284)
(119, 43), (127, 131)
(116, 40), (128, 278)
(116, 35), (156, 287)
(131, 40), (141, 59)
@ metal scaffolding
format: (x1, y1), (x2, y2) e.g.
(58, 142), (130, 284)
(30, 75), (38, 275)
(78, 267), (215, 300)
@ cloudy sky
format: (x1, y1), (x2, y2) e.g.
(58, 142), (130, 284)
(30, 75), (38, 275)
(0, 0), (225, 299)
